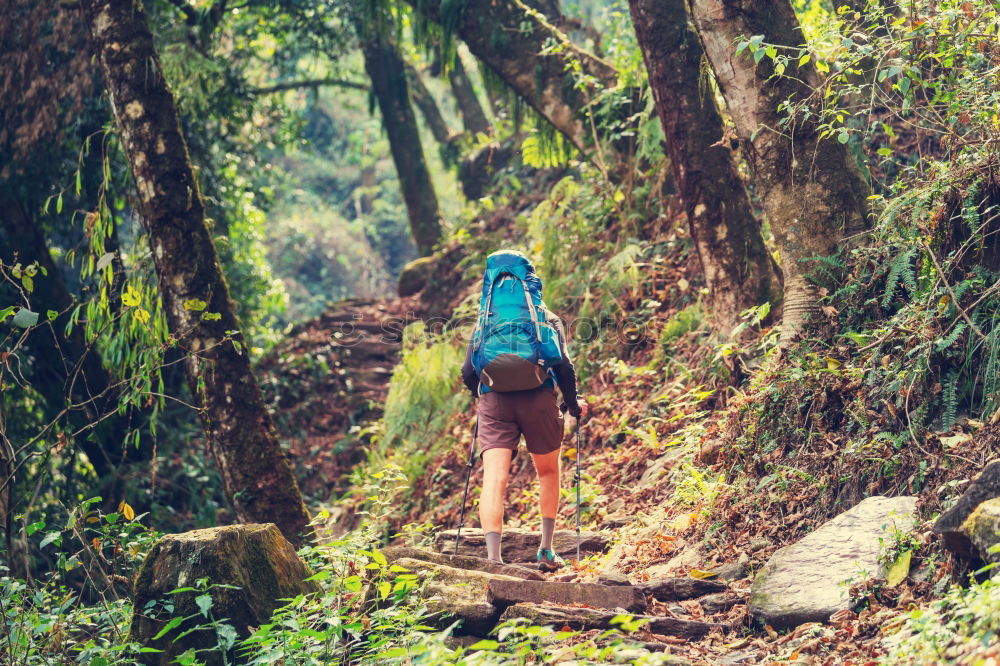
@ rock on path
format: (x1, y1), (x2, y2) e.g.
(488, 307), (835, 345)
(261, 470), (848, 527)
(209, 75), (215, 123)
(435, 527), (609, 562)
(498, 604), (724, 641)
(749, 495), (917, 630)
(638, 576), (728, 601)
(487, 579), (646, 612)
(393, 557), (520, 635)
(382, 546), (544, 580)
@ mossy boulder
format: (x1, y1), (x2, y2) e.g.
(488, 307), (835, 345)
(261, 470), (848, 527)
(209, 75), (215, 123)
(934, 460), (1000, 557)
(961, 498), (1000, 566)
(128, 524), (319, 665)
(397, 256), (437, 297)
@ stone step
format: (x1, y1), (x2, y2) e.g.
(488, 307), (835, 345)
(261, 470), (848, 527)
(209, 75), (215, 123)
(382, 546), (544, 581)
(435, 527), (610, 562)
(392, 557), (520, 635)
(498, 603), (724, 640)
(637, 576), (728, 601)
(487, 579), (646, 613)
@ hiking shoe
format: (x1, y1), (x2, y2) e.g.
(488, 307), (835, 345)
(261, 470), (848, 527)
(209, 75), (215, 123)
(537, 548), (566, 572)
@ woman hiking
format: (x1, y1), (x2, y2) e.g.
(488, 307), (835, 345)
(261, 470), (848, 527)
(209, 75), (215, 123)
(460, 250), (587, 571)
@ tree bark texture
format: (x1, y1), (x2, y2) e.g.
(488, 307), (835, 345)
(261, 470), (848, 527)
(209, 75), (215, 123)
(409, 0), (617, 156)
(405, 63), (458, 146)
(446, 53), (491, 136)
(0, 194), (139, 478)
(79, 0), (311, 544)
(362, 33), (443, 256)
(687, 0), (871, 341)
(629, 0), (781, 334)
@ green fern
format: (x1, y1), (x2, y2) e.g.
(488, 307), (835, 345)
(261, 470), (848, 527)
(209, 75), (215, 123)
(935, 322), (968, 352)
(940, 370), (959, 431)
(882, 246), (918, 309)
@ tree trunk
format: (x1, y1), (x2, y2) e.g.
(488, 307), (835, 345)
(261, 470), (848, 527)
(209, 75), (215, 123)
(407, 0), (617, 156)
(405, 63), (458, 146)
(0, 194), (139, 478)
(686, 0), (871, 341)
(629, 0), (781, 334)
(362, 33), (443, 256)
(446, 53), (491, 136)
(79, 0), (311, 545)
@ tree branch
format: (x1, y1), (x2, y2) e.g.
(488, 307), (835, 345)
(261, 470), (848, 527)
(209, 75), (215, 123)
(251, 78), (370, 95)
(165, 0), (199, 26)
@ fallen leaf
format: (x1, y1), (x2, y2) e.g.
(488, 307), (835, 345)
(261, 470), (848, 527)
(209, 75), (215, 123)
(885, 549), (912, 588)
(688, 568), (717, 579)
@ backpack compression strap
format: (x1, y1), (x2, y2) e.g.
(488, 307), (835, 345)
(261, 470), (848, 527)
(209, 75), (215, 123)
(473, 271), (543, 352)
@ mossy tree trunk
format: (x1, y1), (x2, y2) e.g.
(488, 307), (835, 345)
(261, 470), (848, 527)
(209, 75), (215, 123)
(408, 0), (617, 156)
(629, 0), (781, 334)
(362, 33), (443, 256)
(687, 0), (871, 341)
(79, 0), (311, 544)
(446, 54), (490, 136)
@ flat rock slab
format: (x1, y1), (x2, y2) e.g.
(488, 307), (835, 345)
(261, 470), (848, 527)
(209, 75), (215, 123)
(750, 495), (917, 630)
(934, 460), (1000, 556)
(436, 527), (609, 562)
(393, 557), (521, 635)
(499, 603), (722, 640)
(382, 546), (544, 580)
(487, 579), (645, 612)
(638, 577), (728, 601)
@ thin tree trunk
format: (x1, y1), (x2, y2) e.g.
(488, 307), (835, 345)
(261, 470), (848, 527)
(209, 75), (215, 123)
(79, 0), (311, 544)
(407, 0), (617, 156)
(446, 54), (490, 136)
(686, 0), (871, 341)
(362, 32), (443, 255)
(629, 0), (781, 334)
(405, 63), (459, 146)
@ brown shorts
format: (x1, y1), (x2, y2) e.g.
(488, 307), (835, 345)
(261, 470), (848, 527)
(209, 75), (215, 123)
(477, 387), (564, 456)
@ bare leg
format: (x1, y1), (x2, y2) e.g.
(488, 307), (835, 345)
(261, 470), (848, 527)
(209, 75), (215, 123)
(479, 448), (513, 534)
(531, 449), (561, 521)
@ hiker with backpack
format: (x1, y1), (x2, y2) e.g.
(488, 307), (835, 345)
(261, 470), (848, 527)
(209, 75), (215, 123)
(458, 250), (588, 572)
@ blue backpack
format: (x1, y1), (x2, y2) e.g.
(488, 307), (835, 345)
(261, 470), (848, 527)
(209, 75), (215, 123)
(471, 250), (564, 393)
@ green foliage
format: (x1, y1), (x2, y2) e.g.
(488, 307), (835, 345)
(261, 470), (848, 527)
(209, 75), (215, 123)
(376, 322), (470, 479)
(880, 577), (1000, 665)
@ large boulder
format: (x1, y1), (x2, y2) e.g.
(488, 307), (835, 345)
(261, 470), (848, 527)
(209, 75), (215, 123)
(934, 461), (1000, 556)
(392, 557), (521, 635)
(435, 527), (610, 562)
(961, 498), (1000, 566)
(128, 524), (319, 666)
(397, 256), (437, 297)
(749, 496), (917, 630)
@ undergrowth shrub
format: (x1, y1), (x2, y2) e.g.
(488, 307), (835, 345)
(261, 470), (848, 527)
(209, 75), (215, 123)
(880, 576), (1000, 665)
(375, 322), (469, 481)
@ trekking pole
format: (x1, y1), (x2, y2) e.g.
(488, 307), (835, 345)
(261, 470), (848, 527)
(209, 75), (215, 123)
(454, 416), (480, 556)
(575, 416), (582, 564)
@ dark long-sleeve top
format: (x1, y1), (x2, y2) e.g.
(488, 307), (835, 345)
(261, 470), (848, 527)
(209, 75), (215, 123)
(460, 318), (579, 409)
